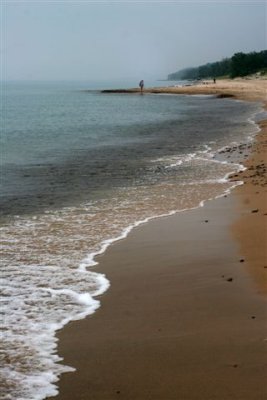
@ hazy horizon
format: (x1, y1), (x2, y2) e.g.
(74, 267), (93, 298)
(2, 1), (266, 82)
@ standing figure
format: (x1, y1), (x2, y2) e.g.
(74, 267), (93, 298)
(139, 80), (144, 93)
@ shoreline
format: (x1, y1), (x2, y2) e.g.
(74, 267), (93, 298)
(53, 80), (267, 400)
(99, 78), (266, 102)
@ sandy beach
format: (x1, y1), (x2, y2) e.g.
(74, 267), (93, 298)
(101, 78), (266, 103)
(53, 79), (267, 400)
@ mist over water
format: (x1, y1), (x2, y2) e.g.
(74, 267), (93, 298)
(0, 81), (262, 399)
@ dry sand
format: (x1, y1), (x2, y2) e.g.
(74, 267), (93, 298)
(53, 79), (267, 400)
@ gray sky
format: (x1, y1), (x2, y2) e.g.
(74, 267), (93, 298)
(2, 0), (266, 81)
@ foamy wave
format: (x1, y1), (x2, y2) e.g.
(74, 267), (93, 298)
(1, 156), (241, 400)
(0, 262), (109, 400)
(151, 144), (212, 170)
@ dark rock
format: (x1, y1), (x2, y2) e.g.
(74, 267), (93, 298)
(216, 93), (235, 98)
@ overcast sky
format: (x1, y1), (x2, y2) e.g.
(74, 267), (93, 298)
(2, 0), (266, 81)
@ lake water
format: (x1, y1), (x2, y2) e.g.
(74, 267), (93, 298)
(0, 80), (262, 399)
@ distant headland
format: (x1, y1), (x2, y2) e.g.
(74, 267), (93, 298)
(168, 50), (267, 81)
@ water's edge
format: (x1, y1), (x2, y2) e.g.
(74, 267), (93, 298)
(1, 97), (264, 400)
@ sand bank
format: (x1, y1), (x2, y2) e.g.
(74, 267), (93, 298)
(53, 79), (267, 400)
(101, 78), (267, 103)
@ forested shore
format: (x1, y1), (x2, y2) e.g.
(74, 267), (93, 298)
(168, 50), (267, 80)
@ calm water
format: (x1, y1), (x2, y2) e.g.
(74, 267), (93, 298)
(0, 81), (262, 399)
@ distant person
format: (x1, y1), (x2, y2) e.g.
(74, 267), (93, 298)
(213, 78), (216, 84)
(139, 80), (144, 93)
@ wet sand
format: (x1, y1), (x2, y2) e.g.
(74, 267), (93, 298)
(53, 80), (267, 400)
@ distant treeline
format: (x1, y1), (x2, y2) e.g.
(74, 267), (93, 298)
(168, 50), (267, 80)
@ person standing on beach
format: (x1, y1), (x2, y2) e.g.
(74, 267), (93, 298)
(139, 80), (144, 93)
